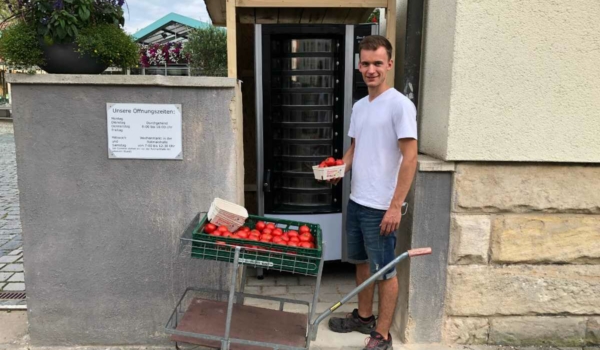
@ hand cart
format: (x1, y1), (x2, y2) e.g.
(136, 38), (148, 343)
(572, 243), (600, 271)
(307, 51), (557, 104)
(165, 212), (432, 350)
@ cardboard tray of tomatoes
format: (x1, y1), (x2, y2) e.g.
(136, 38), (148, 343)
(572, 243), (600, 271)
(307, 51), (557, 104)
(190, 213), (323, 276)
(312, 157), (346, 181)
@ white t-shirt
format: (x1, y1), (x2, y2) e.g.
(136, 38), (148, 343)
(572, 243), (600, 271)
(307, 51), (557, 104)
(348, 88), (418, 210)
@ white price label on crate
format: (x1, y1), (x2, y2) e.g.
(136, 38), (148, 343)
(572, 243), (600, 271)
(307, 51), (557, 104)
(239, 258), (274, 267)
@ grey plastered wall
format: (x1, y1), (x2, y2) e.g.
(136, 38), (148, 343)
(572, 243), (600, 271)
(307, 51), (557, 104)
(7, 75), (243, 346)
(393, 155), (454, 342)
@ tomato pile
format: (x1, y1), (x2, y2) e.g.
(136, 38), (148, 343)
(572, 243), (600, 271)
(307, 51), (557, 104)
(318, 156), (344, 168)
(203, 221), (317, 249)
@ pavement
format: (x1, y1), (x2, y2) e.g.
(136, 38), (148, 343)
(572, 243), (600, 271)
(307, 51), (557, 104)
(0, 121), (25, 303)
(0, 308), (597, 350)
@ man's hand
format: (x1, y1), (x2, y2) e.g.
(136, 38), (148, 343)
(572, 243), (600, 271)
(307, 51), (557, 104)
(380, 207), (402, 235)
(327, 177), (342, 185)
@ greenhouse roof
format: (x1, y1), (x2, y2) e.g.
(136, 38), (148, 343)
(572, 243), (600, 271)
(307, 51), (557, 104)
(132, 13), (210, 45)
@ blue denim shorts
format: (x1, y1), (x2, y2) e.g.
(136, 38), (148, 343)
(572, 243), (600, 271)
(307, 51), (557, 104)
(346, 200), (397, 280)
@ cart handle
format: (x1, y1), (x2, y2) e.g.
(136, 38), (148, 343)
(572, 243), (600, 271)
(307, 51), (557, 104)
(408, 247), (432, 257)
(308, 246), (434, 341)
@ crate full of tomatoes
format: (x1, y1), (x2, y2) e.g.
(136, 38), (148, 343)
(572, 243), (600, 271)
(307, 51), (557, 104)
(312, 157), (345, 180)
(191, 213), (323, 275)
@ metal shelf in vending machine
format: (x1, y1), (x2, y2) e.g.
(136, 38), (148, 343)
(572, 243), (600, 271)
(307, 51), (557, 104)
(256, 24), (378, 262)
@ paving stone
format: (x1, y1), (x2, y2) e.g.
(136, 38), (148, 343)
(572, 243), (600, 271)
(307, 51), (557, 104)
(2, 282), (25, 291)
(318, 293), (345, 303)
(7, 273), (24, 282)
(8, 249), (21, 255)
(317, 285), (343, 294)
(0, 272), (13, 282)
(243, 286), (261, 294)
(0, 239), (21, 251)
(260, 286), (287, 295)
(289, 293), (316, 303)
(0, 264), (23, 272)
(247, 276), (277, 287)
(0, 255), (18, 263)
(283, 303), (310, 314)
(275, 275), (300, 286)
(288, 285), (314, 294)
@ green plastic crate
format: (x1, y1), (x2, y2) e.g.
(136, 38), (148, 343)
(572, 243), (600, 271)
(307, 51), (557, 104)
(190, 214), (323, 275)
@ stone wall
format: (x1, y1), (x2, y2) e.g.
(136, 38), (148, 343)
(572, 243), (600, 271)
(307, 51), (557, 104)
(443, 163), (600, 347)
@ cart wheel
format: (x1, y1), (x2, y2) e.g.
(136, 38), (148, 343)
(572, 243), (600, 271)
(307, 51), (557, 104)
(257, 267), (264, 280)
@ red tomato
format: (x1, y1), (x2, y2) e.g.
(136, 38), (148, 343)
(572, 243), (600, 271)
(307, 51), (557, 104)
(287, 230), (299, 238)
(262, 228), (272, 236)
(325, 157), (336, 166)
(287, 241), (299, 247)
(308, 242), (315, 248)
(221, 232), (231, 238)
(266, 223), (276, 231)
(242, 226), (251, 232)
(250, 229), (261, 236)
(318, 162), (327, 168)
(204, 223), (217, 234)
(335, 159), (344, 166)
(212, 231), (222, 237)
(230, 233), (239, 239)
(299, 233), (311, 242)
(272, 237), (284, 244)
(218, 225), (228, 233)
(248, 235), (259, 242)
(237, 231), (249, 239)
(260, 238), (271, 243)
(255, 221), (266, 231)
(272, 228), (283, 236)
(299, 242), (312, 249)
(290, 237), (300, 243)
(281, 235), (290, 242)
(261, 234), (273, 242)
(299, 225), (310, 234)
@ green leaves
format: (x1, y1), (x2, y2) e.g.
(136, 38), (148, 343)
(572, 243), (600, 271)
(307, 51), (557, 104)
(0, 21), (44, 67)
(184, 27), (227, 77)
(75, 24), (138, 68)
(11, 0), (125, 44)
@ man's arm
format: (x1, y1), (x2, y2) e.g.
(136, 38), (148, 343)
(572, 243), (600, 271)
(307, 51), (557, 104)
(329, 138), (355, 185)
(380, 138), (418, 235)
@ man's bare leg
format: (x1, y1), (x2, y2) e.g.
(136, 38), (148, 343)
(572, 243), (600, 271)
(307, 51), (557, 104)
(356, 262), (376, 318)
(375, 276), (398, 339)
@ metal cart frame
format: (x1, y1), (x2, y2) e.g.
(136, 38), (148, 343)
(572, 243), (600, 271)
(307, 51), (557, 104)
(165, 213), (431, 350)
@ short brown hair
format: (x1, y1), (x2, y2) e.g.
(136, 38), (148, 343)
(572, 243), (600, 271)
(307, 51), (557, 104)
(359, 35), (393, 60)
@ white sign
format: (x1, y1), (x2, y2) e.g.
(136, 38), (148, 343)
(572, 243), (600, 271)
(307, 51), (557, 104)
(106, 103), (182, 159)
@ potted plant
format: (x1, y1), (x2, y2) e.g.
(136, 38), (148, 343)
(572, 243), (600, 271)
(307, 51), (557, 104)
(0, 0), (138, 74)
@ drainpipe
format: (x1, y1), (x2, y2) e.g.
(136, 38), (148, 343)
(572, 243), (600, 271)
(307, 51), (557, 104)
(401, 0), (425, 109)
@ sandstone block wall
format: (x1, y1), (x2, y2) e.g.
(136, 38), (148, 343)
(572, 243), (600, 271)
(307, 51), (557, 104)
(444, 163), (600, 347)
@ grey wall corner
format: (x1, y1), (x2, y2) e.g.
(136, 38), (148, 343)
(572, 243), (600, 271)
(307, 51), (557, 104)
(393, 154), (455, 343)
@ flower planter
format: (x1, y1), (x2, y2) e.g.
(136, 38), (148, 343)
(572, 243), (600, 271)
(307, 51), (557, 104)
(38, 41), (108, 74)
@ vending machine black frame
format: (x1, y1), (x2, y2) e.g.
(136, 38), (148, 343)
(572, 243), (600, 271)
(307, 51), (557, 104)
(260, 25), (347, 215)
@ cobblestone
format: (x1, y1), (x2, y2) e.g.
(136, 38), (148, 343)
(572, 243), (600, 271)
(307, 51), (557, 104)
(0, 123), (24, 293)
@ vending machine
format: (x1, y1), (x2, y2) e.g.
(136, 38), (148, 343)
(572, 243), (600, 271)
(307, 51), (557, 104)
(255, 24), (378, 261)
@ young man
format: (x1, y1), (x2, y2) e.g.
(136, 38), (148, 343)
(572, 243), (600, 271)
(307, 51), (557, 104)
(328, 35), (418, 349)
